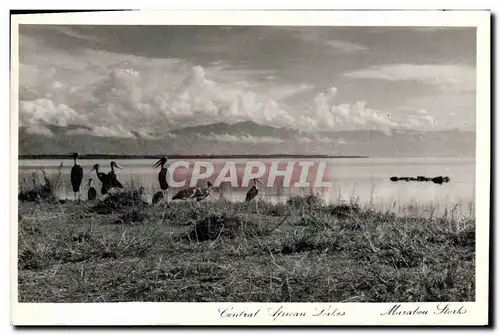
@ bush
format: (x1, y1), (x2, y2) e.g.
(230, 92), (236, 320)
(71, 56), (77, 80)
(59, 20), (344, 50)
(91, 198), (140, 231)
(18, 164), (64, 203)
(286, 193), (324, 210)
(91, 189), (149, 214)
(186, 212), (260, 242)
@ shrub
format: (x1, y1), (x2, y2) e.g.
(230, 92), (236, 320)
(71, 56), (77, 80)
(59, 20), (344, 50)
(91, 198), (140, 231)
(18, 164), (64, 203)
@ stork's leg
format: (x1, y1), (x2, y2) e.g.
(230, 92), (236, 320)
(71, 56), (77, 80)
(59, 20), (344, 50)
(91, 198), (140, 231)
(256, 199), (259, 214)
(74, 192), (77, 202)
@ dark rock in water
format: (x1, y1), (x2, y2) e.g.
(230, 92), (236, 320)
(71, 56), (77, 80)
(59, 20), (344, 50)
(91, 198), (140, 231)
(431, 176), (444, 184)
(390, 175), (450, 184)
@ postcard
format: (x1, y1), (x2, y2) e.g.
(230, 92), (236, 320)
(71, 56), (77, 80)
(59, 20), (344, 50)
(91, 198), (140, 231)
(10, 10), (490, 326)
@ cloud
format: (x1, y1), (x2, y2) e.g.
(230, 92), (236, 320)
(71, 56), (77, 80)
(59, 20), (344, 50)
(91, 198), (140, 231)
(20, 33), (459, 139)
(20, 99), (88, 127)
(303, 87), (398, 135)
(343, 63), (476, 93)
(298, 135), (337, 144)
(24, 124), (54, 137)
(66, 125), (135, 138)
(287, 28), (367, 54)
(323, 40), (367, 53)
(199, 133), (285, 144)
(48, 26), (102, 43)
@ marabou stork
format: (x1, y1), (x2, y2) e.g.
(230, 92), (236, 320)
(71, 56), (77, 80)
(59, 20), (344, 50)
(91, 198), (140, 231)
(245, 178), (264, 212)
(90, 163), (111, 195)
(245, 178), (264, 202)
(107, 161), (124, 191)
(153, 156), (169, 203)
(195, 181), (213, 202)
(87, 178), (97, 201)
(172, 185), (201, 201)
(70, 152), (83, 201)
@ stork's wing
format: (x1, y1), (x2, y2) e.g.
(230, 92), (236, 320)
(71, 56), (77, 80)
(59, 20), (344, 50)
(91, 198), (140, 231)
(196, 188), (210, 201)
(245, 186), (258, 202)
(172, 187), (196, 200)
(70, 165), (84, 192)
(111, 177), (124, 188)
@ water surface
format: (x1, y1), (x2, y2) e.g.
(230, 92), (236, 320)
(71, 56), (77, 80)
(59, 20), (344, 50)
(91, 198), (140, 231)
(18, 157), (475, 216)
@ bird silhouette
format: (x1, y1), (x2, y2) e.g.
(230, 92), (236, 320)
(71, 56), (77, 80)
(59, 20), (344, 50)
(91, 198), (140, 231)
(153, 156), (169, 203)
(70, 153), (83, 201)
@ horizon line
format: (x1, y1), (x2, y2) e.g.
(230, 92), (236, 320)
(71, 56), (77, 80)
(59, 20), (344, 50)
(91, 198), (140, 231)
(18, 154), (369, 160)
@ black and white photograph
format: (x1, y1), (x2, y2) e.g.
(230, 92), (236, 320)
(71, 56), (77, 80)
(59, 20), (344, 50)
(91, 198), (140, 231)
(10, 10), (490, 326)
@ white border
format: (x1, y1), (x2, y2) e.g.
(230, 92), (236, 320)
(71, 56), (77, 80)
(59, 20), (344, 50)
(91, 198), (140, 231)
(9, 10), (491, 326)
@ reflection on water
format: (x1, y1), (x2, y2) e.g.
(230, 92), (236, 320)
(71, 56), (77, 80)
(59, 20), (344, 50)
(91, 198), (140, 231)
(18, 157), (475, 216)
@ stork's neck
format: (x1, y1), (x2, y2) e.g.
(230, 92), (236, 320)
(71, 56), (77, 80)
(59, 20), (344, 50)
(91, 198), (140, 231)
(73, 157), (77, 165)
(110, 163), (115, 172)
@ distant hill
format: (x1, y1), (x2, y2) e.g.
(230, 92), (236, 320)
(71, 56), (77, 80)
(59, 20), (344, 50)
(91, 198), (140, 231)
(18, 121), (476, 157)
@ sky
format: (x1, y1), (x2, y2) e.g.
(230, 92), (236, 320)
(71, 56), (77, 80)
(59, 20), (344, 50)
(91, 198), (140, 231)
(18, 25), (476, 139)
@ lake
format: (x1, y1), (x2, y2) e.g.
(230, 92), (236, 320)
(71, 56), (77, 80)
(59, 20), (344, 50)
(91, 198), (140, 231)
(18, 157), (475, 216)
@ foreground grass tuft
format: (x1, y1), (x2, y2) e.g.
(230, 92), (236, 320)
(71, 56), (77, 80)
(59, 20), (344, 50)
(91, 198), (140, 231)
(18, 164), (64, 203)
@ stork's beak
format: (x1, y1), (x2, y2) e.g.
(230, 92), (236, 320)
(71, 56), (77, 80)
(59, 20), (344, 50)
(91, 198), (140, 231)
(90, 167), (96, 172)
(114, 163), (123, 170)
(255, 178), (264, 184)
(153, 158), (163, 168)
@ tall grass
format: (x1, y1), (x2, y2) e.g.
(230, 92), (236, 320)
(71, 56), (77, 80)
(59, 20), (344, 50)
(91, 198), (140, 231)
(18, 163), (64, 203)
(18, 191), (475, 303)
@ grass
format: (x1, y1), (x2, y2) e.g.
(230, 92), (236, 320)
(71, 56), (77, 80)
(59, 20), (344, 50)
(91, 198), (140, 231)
(17, 185), (475, 303)
(18, 163), (64, 203)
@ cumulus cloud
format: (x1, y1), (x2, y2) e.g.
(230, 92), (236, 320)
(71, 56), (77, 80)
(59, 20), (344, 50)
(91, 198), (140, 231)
(343, 63), (476, 93)
(20, 99), (88, 127)
(303, 87), (398, 135)
(19, 36), (451, 140)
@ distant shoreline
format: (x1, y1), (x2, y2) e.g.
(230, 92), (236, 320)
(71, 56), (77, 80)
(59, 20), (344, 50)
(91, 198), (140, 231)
(18, 154), (368, 160)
